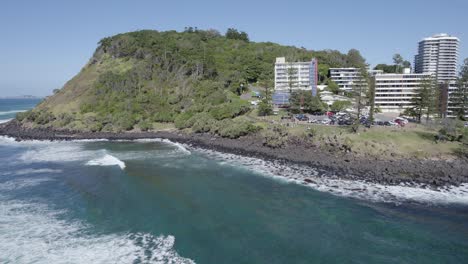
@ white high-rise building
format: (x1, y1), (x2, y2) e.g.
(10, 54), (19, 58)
(274, 57), (318, 95)
(329, 68), (364, 91)
(414, 33), (459, 83)
(374, 69), (433, 113)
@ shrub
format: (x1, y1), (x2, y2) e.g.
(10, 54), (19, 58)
(257, 99), (273, 116)
(262, 125), (288, 148)
(35, 111), (55, 125)
(113, 112), (136, 131)
(56, 113), (74, 127)
(138, 120), (152, 131)
(191, 113), (217, 133)
(16, 111), (30, 122)
(153, 111), (175, 122)
(174, 112), (195, 129)
(215, 119), (259, 138)
(330, 100), (352, 112)
(209, 100), (250, 120)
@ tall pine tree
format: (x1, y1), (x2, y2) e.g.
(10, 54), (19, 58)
(452, 58), (468, 120)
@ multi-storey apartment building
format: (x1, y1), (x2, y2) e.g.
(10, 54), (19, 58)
(414, 33), (459, 83)
(329, 68), (364, 91)
(373, 69), (433, 113)
(414, 33), (461, 117)
(274, 57), (318, 96)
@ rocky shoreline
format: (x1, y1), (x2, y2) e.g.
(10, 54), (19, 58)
(1, 120), (467, 187)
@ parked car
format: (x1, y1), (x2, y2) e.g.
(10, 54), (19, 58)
(394, 119), (406, 127)
(295, 114), (309, 121)
(321, 118), (331, 125)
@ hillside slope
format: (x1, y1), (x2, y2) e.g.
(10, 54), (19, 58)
(18, 29), (363, 136)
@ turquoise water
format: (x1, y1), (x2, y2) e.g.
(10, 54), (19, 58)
(1, 100), (468, 263)
(0, 98), (42, 122)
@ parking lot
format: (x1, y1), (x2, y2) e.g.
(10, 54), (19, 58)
(281, 112), (410, 127)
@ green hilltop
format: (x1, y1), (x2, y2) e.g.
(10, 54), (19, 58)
(18, 29), (365, 137)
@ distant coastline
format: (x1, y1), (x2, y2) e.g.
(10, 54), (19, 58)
(0, 95), (42, 99)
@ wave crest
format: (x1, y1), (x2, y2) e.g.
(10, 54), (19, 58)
(86, 154), (126, 169)
(0, 198), (195, 263)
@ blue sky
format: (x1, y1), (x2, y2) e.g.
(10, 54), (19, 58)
(1, 0), (467, 96)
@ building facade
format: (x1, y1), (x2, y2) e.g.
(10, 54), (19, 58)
(374, 70), (433, 113)
(414, 33), (461, 117)
(414, 33), (459, 83)
(329, 68), (364, 91)
(274, 57), (318, 96)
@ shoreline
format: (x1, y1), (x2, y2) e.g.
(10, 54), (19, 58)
(1, 120), (467, 188)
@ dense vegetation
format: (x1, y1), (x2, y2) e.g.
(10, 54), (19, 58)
(18, 29), (367, 137)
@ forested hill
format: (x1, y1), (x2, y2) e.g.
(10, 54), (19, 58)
(18, 29), (366, 134)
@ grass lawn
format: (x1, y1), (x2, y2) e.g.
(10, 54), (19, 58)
(344, 126), (461, 159)
(251, 110), (463, 159)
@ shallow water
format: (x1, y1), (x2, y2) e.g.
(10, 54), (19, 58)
(1, 99), (468, 263)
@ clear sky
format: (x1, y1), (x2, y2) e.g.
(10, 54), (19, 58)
(1, 0), (467, 97)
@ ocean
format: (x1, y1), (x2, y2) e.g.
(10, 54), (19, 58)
(0, 98), (42, 123)
(1, 99), (468, 263)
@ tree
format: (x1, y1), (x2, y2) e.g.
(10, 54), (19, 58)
(402, 60), (411, 69)
(452, 58), (468, 120)
(410, 76), (437, 123)
(258, 99), (273, 116)
(326, 79), (340, 94)
(393, 53), (404, 66)
(225, 28), (249, 42)
(287, 64), (298, 94)
(350, 68), (370, 131)
(374, 54), (411, 74)
(368, 76), (376, 123)
(346, 49), (366, 68)
(374, 64), (398, 73)
(330, 100), (352, 112)
(289, 90), (325, 113)
(258, 81), (273, 116)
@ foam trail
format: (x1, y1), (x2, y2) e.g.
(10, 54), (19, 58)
(1, 168), (63, 176)
(0, 109), (27, 115)
(194, 147), (468, 206)
(0, 198), (195, 263)
(135, 138), (191, 155)
(0, 118), (12, 124)
(86, 154), (126, 169)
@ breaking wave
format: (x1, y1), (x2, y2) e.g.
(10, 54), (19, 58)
(194, 148), (468, 205)
(135, 138), (191, 155)
(0, 197), (195, 263)
(86, 154), (126, 169)
(0, 118), (12, 124)
(0, 109), (27, 115)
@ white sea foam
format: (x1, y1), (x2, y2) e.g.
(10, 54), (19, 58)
(0, 118), (12, 124)
(19, 144), (97, 163)
(194, 147), (468, 205)
(86, 154), (126, 169)
(0, 198), (195, 263)
(1, 168), (63, 177)
(0, 109), (27, 115)
(0, 177), (52, 191)
(135, 138), (191, 155)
